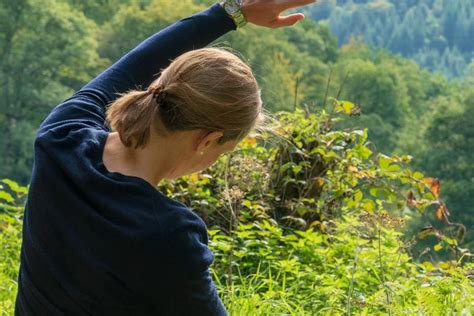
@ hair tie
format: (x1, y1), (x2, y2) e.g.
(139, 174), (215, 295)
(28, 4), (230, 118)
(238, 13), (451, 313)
(147, 86), (167, 105)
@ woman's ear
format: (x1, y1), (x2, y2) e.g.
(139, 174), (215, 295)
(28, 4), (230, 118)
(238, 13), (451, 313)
(195, 130), (224, 154)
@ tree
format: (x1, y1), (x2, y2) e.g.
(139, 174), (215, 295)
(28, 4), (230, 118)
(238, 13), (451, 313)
(65, 0), (133, 24)
(0, 0), (105, 181)
(420, 90), (474, 248)
(98, 0), (204, 62)
(334, 56), (410, 152)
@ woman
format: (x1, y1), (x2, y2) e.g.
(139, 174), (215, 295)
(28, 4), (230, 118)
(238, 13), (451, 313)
(15, 0), (315, 315)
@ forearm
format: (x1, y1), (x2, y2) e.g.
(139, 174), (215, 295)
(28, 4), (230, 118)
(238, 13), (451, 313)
(81, 3), (236, 105)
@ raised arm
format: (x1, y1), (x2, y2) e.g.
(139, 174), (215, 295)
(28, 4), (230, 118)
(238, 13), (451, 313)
(38, 1), (315, 134)
(81, 4), (236, 103)
(38, 4), (235, 134)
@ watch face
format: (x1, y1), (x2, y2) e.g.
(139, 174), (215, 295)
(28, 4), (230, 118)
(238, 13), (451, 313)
(225, 0), (240, 14)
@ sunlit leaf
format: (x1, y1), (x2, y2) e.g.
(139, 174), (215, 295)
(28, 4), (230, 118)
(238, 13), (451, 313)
(2, 179), (27, 194)
(341, 101), (354, 114)
(0, 191), (14, 203)
(435, 205), (444, 221)
(348, 166), (358, 173)
(379, 155), (392, 170)
(413, 172), (424, 180)
(362, 200), (375, 213)
(369, 187), (378, 197)
(242, 137), (257, 146)
(439, 261), (457, 270)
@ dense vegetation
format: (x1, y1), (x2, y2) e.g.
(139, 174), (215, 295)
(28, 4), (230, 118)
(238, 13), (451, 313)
(305, 0), (474, 77)
(2, 108), (473, 314)
(0, 0), (473, 313)
(1, 0), (472, 248)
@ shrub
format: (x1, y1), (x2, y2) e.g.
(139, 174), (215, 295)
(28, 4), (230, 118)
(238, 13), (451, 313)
(1, 104), (473, 315)
(0, 180), (26, 314)
(161, 102), (473, 314)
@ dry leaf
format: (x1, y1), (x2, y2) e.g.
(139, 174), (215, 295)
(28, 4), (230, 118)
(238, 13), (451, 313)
(435, 205), (444, 220)
(423, 177), (441, 197)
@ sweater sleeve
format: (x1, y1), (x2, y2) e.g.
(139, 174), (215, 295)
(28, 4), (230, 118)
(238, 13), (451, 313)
(37, 4), (236, 135)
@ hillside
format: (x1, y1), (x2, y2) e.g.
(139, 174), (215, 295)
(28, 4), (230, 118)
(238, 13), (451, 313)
(306, 0), (474, 77)
(1, 0), (474, 314)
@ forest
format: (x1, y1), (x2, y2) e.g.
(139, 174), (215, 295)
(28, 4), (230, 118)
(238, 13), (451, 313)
(305, 0), (474, 77)
(1, 0), (473, 314)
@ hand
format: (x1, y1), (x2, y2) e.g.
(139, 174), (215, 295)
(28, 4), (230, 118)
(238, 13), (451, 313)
(242, 0), (317, 28)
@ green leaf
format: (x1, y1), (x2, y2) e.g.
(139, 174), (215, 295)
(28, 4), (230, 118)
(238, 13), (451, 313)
(341, 101), (355, 114)
(369, 187), (378, 197)
(2, 179), (27, 194)
(0, 191), (14, 203)
(362, 200), (375, 213)
(379, 155), (392, 170)
(354, 190), (363, 202)
(413, 172), (424, 180)
(387, 164), (401, 172)
(355, 145), (373, 159)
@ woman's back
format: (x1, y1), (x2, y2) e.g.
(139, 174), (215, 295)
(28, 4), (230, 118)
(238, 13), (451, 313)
(17, 123), (220, 314)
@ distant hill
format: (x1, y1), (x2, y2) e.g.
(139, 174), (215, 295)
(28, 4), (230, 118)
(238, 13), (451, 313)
(306, 0), (474, 77)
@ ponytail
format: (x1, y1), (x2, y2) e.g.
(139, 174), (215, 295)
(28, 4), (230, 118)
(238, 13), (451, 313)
(106, 90), (157, 149)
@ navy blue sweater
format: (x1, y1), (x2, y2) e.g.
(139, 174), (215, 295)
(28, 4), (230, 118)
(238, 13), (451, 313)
(15, 4), (235, 315)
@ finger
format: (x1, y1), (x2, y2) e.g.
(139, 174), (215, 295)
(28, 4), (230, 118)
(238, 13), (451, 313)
(270, 13), (305, 28)
(276, 0), (316, 10)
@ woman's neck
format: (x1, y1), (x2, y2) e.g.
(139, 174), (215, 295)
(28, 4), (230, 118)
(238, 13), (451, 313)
(103, 132), (183, 186)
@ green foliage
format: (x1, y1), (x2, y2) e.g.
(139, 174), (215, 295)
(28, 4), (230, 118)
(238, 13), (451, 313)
(98, 0), (205, 62)
(1, 109), (473, 314)
(212, 218), (474, 315)
(159, 107), (474, 314)
(0, 180), (26, 314)
(64, 0), (133, 24)
(1, 3), (474, 313)
(2, 2), (473, 245)
(0, 0), (106, 182)
(419, 88), (474, 250)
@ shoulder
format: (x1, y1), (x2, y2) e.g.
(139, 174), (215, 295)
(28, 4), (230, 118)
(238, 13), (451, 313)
(153, 196), (208, 239)
(161, 204), (210, 250)
(155, 205), (213, 279)
(34, 124), (106, 164)
(36, 122), (104, 143)
(37, 88), (111, 137)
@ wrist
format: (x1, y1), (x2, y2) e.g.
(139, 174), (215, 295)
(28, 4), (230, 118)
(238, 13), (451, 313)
(219, 0), (248, 29)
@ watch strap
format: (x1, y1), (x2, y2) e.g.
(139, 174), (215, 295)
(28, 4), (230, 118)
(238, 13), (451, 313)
(220, 0), (248, 29)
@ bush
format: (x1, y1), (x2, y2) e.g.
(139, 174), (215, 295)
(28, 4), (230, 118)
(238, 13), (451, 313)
(1, 104), (473, 315)
(162, 102), (474, 314)
(0, 180), (26, 314)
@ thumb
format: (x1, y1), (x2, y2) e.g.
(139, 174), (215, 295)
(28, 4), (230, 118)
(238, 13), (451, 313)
(271, 13), (305, 28)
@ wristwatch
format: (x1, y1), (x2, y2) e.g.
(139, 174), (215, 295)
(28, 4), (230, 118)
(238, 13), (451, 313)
(220, 0), (248, 29)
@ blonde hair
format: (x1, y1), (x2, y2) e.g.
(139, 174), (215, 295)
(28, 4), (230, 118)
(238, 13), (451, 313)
(106, 48), (265, 149)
